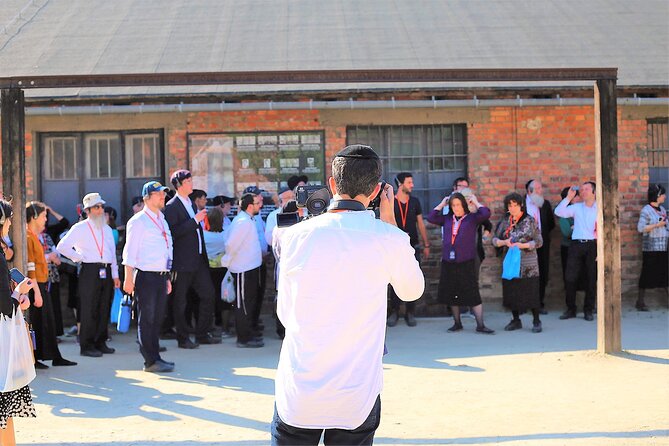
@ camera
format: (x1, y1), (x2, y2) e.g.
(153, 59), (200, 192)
(277, 185), (332, 228)
(367, 181), (387, 211)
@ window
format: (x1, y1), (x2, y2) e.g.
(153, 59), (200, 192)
(43, 136), (78, 180)
(86, 134), (120, 179)
(125, 133), (160, 178)
(648, 119), (668, 167)
(347, 124), (468, 208)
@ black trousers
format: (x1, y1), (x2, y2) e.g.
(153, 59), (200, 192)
(389, 247), (420, 313)
(136, 270), (169, 366)
(252, 262), (267, 328)
(565, 240), (597, 313)
(232, 267), (260, 343)
(536, 243), (550, 307)
(29, 282), (63, 361)
(78, 264), (113, 352)
(170, 256), (215, 342)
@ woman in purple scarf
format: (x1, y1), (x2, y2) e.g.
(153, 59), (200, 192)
(427, 192), (494, 334)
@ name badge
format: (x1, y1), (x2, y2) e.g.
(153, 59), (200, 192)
(99, 267), (107, 279)
(166, 259), (173, 271)
(449, 250), (456, 261)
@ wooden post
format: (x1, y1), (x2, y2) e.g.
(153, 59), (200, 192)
(594, 79), (621, 353)
(1, 88), (27, 273)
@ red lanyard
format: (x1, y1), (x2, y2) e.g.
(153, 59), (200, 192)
(86, 222), (104, 260)
(145, 210), (169, 249)
(396, 197), (409, 229)
(504, 212), (523, 239)
(451, 215), (465, 245)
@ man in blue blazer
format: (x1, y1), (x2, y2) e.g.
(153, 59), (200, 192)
(163, 169), (220, 348)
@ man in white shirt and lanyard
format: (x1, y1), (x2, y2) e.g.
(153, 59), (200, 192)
(554, 181), (598, 321)
(222, 192), (264, 348)
(271, 145), (425, 446)
(57, 193), (120, 358)
(123, 181), (175, 373)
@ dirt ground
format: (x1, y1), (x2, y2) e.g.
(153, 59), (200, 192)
(15, 308), (669, 446)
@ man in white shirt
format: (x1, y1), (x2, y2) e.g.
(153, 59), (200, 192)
(243, 186), (270, 334)
(57, 193), (121, 358)
(554, 181), (598, 321)
(525, 179), (555, 313)
(271, 145), (425, 446)
(123, 181), (175, 373)
(222, 193), (264, 348)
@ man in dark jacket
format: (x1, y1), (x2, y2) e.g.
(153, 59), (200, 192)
(163, 169), (220, 348)
(525, 179), (556, 312)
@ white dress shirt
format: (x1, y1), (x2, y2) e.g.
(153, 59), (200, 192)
(526, 196), (542, 231)
(222, 211), (262, 273)
(122, 208), (174, 272)
(176, 193), (202, 254)
(275, 210), (425, 430)
(57, 219), (119, 278)
(554, 199), (598, 240)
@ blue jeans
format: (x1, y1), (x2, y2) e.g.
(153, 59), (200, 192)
(271, 395), (381, 446)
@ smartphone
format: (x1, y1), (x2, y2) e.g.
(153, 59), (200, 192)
(9, 267), (26, 283)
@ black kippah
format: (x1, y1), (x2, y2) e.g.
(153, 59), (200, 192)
(335, 144), (379, 160)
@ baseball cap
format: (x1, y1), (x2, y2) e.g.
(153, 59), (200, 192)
(142, 181), (170, 197)
(278, 186), (291, 195)
(243, 186), (263, 195)
(170, 169), (192, 187)
(82, 193), (105, 209)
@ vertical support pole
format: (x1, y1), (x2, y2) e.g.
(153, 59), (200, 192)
(594, 79), (621, 353)
(1, 88), (27, 273)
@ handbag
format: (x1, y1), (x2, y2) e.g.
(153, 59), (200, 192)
(502, 245), (521, 280)
(110, 288), (123, 324)
(0, 308), (37, 392)
(116, 294), (132, 333)
(221, 270), (236, 304)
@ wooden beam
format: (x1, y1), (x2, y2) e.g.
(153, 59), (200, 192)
(1, 88), (27, 273)
(0, 68), (618, 90)
(594, 79), (621, 353)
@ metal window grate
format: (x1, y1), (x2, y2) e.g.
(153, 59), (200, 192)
(125, 133), (160, 178)
(648, 119), (668, 168)
(44, 136), (78, 180)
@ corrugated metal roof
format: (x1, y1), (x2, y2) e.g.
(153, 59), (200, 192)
(0, 0), (667, 99)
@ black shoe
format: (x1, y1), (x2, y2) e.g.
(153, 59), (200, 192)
(96, 345), (115, 354)
(178, 339), (200, 349)
(386, 312), (399, 327)
(236, 339), (264, 348)
(35, 361), (49, 370)
(447, 323), (463, 332)
(636, 302), (649, 312)
(52, 358), (77, 366)
(80, 349), (103, 358)
(159, 345), (167, 353)
(476, 326), (495, 334)
(504, 319), (522, 331)
(196, 334), (222, 345)
(157, 358), (175, 367)
(144, 361), (174, 373)
(160, 329), (178, 340)
(559, 310), (577, 320)
(405, 313), (417, 327)
(219, 331), (234, 339)
(539, 308), (548, 315)
(532, 321), (543, 333)
(584, 312), (594, 321)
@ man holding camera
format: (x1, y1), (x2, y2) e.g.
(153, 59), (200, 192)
(554, 181), (598, 321)
(271, 145), (425, 445)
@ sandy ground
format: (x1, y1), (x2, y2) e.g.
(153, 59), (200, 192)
(15, 308), (669, 446)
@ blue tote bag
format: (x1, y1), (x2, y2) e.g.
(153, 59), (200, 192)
(110, 288), (123, 324)
(116, 294), (132, 333)
(502, 245), (521, 280)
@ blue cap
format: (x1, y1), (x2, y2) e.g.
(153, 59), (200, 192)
(142, 181), (170, 197)
(243, 185), (263, 195)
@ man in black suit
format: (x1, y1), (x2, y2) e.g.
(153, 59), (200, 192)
(163, 169), (220, 348)
(525, 179), (556, 313)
